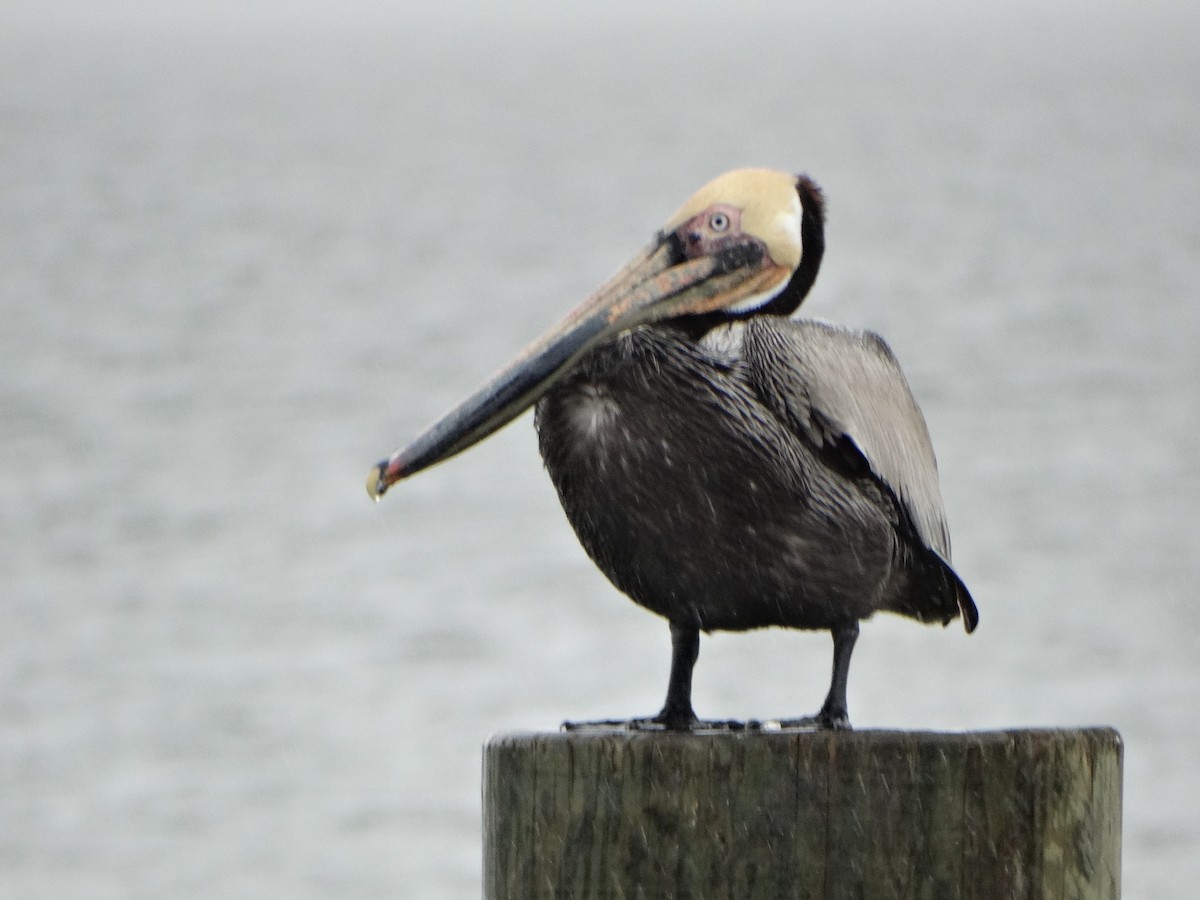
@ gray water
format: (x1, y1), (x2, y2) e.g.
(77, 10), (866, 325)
(2, 1), (1197, 897)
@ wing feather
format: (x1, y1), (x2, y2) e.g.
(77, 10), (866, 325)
(742, 317), (953, 560)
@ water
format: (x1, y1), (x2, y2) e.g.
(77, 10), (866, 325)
(2, 2), (1197, 897)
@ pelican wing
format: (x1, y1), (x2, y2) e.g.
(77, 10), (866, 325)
(742, 317), (953, 559)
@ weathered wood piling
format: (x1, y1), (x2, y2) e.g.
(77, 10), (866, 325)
(483, 727), (1121, 900)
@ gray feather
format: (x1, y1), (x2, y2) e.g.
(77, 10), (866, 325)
(741, 317), (953, 559)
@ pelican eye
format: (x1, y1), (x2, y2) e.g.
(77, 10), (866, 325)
(709, 211), (730, 232)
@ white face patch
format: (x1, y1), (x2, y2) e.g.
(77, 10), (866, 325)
(776, 189), (802, 262)
(728, 286), (778, 314)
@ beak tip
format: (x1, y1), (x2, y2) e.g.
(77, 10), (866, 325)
(365, 462), (390, 502)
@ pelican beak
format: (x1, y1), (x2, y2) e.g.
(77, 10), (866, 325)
(366, 227), (788, 500)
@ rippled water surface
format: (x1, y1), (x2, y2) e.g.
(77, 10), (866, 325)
(2, 2), (1198, 897)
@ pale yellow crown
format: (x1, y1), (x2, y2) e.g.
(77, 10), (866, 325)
(664, 168), (802, 270)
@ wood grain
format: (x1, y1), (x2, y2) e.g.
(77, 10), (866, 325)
(483, 728), (1122, 900)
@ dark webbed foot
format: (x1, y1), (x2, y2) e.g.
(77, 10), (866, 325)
(652, 697), (699, 731)
(560, 715), (680, 732)
(560, 715), (848, 732)
(561, 717), (663, 732)
(561, 704), (701, 732)
(560, 715), (749, 733)
(771, 707), (852, 731)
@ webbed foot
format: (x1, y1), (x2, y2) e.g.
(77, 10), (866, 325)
(560, 714), (749, 733)
(771, 703), (852, 731)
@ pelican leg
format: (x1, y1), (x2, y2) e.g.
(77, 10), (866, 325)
(561, 621), (702, 732)
(652, 621), (701, 730)
(777, 620), (859, 731)
(816, 620), (859, 729)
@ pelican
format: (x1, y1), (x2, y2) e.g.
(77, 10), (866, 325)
(368, 168), (977, 730)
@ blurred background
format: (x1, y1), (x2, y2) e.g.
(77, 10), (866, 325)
(2, 1), (1197, 897)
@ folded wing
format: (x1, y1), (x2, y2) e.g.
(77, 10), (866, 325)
(740, 317), (977, 631)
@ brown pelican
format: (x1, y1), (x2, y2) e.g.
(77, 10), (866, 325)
(368, 168), (977, 730)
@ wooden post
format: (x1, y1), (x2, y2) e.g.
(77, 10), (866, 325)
(483, 728), (1121, 900)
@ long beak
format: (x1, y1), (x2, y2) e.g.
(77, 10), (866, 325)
(367, 233), (782, 500)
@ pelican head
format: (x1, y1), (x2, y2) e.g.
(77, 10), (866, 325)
(368, 168), (826, 498)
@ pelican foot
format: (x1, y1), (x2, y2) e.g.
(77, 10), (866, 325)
(560, 716), (750, 733)
(769, 712), (852, 731)
(560, 717), (662, 732)
(561, 714), (852, 733)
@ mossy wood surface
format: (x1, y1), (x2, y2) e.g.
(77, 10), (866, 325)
(483, 728), (1121, 900)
